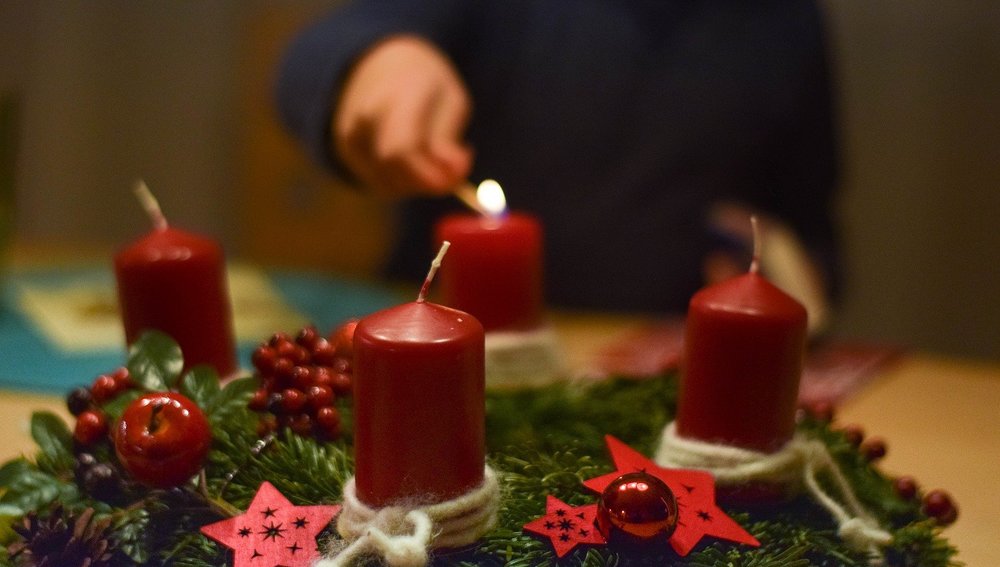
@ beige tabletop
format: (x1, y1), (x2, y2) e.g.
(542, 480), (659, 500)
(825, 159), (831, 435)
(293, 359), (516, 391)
(0, 312), (996, 565)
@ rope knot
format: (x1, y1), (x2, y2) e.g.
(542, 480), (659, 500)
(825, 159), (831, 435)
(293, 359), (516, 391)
(654, 420), (893, 566)
(838, 517), (893, 553)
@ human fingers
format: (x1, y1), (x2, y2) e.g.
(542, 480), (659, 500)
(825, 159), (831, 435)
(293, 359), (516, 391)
(335, 111), (398, 197)
(426, 79), (474, 191)
(371, 78), (458, 194)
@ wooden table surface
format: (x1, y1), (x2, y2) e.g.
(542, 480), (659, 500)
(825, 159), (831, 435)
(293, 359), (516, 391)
(0, 312), (996, 565)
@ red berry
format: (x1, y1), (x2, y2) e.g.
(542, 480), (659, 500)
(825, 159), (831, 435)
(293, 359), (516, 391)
(278, 341), (310, 365)
(248, 388), (269, 412)
(272, 358), (295, 383)
(281, 388), (307, 413)
(74, 410), (108, 446)
(306, 385), (334, 410)
(922, 489), (958, 525)
(860, 437), (887, 461)
(840, 424), (865, 447)
(91, 375), (119, 404)
(114, 392), (212, 488)
(893, 475), (919, 500)
(290, 365), (314, 390)
(311, 339), (337, 367)
(805, 401), (835, 422)
(288, 413), (313, 436)
(332, 356), (352, 374)
(331, 372), (353, 396)
(315, 406), (341, 438)
(268, 332), (291, 348)
(312, 367), (333, 387)
(295, 326), (320, 349)
(111, 367), (133, 389)
(252, 345), (278, 374)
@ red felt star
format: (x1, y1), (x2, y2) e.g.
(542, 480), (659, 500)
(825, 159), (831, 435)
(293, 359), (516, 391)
(200, 481), (341, 567)
(583, 435), (759, 556)
(523, 495), (607, 558)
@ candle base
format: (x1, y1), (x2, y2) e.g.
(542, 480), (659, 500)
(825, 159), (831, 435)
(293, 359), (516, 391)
(322, 467), (500, 567)
(653, 421), (893, 555)
(484, 324), (563, 389)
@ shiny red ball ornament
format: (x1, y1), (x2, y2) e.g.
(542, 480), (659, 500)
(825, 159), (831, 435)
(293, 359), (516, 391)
(597, 471), (678, 544)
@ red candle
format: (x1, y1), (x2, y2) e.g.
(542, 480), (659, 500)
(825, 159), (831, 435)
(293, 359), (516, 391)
(114, 182), (236, 377)
(352, 244), (486, 507)
(675, 229), (807, 453)
(435, 180), (543, 332)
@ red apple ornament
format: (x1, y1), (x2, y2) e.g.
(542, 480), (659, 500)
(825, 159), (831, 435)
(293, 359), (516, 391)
(114, 392), (212, 488)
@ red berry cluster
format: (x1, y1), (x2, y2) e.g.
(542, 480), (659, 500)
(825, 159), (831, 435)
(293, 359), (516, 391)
(67, 367), (135, 447)
(248, 321), (357, 441)
(799, 402), (958, 526)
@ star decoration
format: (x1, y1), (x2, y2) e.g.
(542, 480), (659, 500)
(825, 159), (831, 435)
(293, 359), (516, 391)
(582, 435), (759, 556)
(200, 481), (341, 567)
(523, 495), (607, 557)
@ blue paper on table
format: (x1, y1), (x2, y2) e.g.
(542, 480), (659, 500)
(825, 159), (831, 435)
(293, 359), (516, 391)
(0, 267), (401, 394)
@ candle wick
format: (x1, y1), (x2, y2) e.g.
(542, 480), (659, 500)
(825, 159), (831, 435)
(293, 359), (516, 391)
(749, 215), (761, 274)
(134, 179), (169, 231)
(418, 241), (451, 302)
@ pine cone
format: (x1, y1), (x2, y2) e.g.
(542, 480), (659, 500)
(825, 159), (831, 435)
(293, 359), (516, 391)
(7, 505), (115, 567)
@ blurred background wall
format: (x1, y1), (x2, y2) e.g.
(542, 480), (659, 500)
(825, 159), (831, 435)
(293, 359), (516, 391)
(0, 1), (997, 360)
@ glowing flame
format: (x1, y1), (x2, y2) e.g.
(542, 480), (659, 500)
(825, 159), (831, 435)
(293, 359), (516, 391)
(476, 179), (506, 216)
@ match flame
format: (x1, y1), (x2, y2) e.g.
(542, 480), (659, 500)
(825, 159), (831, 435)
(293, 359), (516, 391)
(476, 179), (507, 217)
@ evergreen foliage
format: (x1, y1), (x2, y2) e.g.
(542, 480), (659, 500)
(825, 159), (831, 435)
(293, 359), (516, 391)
(0, 333), (959, 566)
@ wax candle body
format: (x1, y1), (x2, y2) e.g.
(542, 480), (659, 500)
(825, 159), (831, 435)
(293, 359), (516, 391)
(353, 300), (485, 507)
(676, 272), (807, 453)
(115, 227), (236, 377)
(434, 212), (543, 332)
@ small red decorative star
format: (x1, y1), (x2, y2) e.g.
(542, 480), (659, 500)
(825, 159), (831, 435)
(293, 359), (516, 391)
(523, 495), (607, 557)
(583, 435), (759, 556)
(200, 481), (341, 567)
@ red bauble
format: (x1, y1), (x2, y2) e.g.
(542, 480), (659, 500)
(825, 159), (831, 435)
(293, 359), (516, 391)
(114, 392), (212, 488)
(597, 471), (678, 544)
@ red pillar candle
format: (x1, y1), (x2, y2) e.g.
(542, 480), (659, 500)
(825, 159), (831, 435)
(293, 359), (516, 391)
(114, 182), (236, 377)
(352, 243), (486, 507)
(435, 180), (543, 332)
(675, 225), (807, 453)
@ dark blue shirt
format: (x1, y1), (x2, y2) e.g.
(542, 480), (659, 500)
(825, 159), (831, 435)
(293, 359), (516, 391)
(276, 0), (839, 314)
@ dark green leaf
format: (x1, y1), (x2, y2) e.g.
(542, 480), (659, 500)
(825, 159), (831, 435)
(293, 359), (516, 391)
(0, 462), (77, 513)
(29, 412), (74, 471)
(0, 458), (33, 489)
(101, 388), (144, 425)
(179, 365), (221, 410)
(127, 330), (184, 391)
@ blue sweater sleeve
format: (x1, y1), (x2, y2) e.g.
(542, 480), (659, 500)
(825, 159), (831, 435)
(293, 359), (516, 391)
(274, 0), (476, 176)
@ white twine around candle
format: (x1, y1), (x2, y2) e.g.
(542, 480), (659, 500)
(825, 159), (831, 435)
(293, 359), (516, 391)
(655, 421), (892, 564)
(133, 179), (168, 231)
(317, 466), (500, 567)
